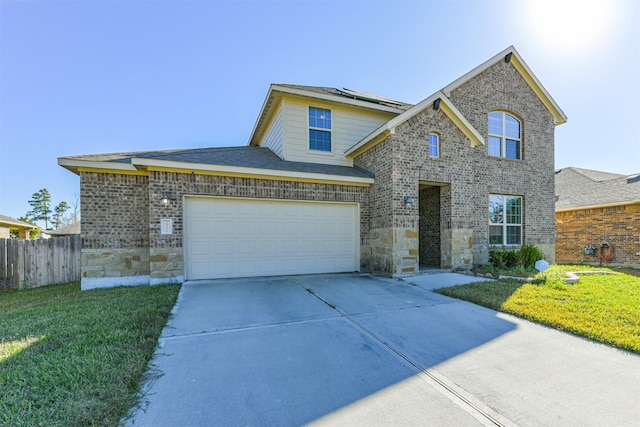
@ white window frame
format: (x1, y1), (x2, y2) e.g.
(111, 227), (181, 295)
(489, 194), (522, 246)
(308, 106), (332, 152)
(488, 111), (521, 160)
(428, 132), (440, 158)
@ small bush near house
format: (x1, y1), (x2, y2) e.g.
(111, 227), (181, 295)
(519, 244), (543, 268)
(0, 282), (180, 427)
(488, 244), (542, 270)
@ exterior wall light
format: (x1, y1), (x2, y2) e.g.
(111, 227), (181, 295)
(433, 98), (441, 110)
(404, 196), (414, 209)
(160, 191), (176, 206)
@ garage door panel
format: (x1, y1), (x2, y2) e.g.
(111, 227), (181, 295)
(214, 220), (235, 235)
(215, 240), (234, 255)
(237, 220), (257, 235)
(189, 241), (209, 256)
(185, 198), (358, 280)
(282, 240), (298, 253)
(237, 240), (256, 255)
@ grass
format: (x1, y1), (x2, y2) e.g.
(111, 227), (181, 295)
(0, 282), (181, 427)
(436, 264), (640, 354)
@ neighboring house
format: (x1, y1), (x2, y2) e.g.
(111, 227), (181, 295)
(0, 214), (37, 240)
(48, 221), (81, 237)
(555, 167), (640, 267)
(59, 46), (567, 290)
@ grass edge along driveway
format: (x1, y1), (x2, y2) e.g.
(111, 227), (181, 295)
(0, 282), (180, 427)
(436, 265), (640, 354)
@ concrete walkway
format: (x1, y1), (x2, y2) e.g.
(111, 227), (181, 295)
(125, 273), (640, 426)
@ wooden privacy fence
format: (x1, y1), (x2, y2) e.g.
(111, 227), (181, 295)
(0, 236), (81, 290)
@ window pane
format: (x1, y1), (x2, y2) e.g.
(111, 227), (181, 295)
(309, 107), (331, 130)
(309, 129), (331, 151)
(429, 134), (439, 157)
(507, 226), (521, 245)
(506, 197), (522, 224)
(505, 114), (520, 139)
(490, 226), (503, 245)
(506, 139), (520, 159)
(488, 136), (501, 157)
(488, 112), (502, 135)
(489, 195), (504, 224)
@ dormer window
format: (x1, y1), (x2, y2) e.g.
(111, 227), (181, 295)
(309, 107), (332, 152)
(488, 112), (521, 159)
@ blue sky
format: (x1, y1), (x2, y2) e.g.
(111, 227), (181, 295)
(0, 0), (638, 225)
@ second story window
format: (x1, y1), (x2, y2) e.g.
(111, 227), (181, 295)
(488, 111), (521, 159)
(309, 107), (332, 152)
(428, 133), (440, 158)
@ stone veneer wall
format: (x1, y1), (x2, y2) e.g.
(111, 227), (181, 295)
(80, 172), (150, 288)
(556, 204), (640, 267)
(353, 138), (399, 273)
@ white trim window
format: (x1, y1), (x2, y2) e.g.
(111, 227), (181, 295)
(428, 133), (440, 158)
(488, 111), (521, 159)
(489, 194), (522, 245)
(309, 106), (332, 152)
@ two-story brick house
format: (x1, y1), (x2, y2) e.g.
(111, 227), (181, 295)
(59, 46), (567, 289)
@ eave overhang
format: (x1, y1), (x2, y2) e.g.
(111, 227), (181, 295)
(556, 200), (640, 213)
(58, 157), (374, 187)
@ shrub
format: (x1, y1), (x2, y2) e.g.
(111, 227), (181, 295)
(488, 244), (543, 270)
(520, 243), (543, 268)
(489, 247), (506, 269)
(503, 249), (520, 268)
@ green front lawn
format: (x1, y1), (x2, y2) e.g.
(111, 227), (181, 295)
(0, 282), (181, 427)
(436, 265), (640, 354)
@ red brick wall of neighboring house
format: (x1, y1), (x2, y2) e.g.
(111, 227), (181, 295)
(556, 204), (640, 267)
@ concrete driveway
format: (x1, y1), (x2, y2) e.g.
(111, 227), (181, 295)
(125, 273), (640, 426)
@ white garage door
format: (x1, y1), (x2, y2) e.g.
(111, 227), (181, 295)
(184, 197), (359, 280)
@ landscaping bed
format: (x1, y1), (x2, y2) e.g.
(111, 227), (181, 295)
(0, 282), (180, 427)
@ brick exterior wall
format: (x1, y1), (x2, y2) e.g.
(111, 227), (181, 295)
(80, 170), (370, 285)
(556, 204), (640, 267)
(354, 59), (557, 274)
(78, 57), (560, 283)
(80, 172), (150, 287)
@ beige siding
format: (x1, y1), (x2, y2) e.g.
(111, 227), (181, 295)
(282, 99), (392, 166)
(258, 102), (284, 158)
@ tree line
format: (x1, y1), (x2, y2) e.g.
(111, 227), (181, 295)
(14, 188), (79, 238)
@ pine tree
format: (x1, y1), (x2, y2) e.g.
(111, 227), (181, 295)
(26, 188), (52, 230)
(52, 201), (69, 229)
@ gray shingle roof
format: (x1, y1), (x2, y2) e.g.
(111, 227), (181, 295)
(275, 84), (414, 111)
(62, 146), (374, 179)
(49, 221), (81, 236)
(555, 167), (640, 210)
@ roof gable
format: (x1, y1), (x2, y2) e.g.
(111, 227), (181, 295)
(344, 91), (484, 157)
(346, 46), (565, 157)
(247, 84), (410, 147)
(442, 46), (567, 125)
